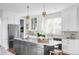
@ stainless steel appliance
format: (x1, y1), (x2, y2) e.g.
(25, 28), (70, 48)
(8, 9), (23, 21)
(8, 24), (19, 48)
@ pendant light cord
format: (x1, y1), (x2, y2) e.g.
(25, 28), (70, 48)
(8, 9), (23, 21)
(43, 3), (45, 12)
(27, 6), (29, 16)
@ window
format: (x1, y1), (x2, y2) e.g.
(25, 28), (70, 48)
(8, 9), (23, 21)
(45, 17), (62, 35)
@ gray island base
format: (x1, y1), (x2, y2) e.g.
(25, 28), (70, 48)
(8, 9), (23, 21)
(14, 39), (62, 55)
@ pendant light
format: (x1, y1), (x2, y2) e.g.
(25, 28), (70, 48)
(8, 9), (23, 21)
(42, 3), (47, 17)
(26, 5), (30, 19)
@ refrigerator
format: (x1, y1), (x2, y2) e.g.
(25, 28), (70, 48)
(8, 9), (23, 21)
(8, 24), (19, 48)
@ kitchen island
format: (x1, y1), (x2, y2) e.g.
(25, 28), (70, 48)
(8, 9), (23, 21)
(14, 38), (62, 55)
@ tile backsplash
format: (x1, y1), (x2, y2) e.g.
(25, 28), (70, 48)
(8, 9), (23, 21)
(63, 31), (79, 39)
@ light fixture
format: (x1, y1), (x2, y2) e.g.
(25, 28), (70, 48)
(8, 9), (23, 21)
(42, 3), (47, 17)
(26, 5), (30, 19)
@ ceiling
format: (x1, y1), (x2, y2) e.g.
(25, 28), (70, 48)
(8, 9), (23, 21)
(0, 3), (78, 15)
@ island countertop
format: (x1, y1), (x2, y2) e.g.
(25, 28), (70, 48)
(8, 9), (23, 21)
(15, 38), (62, 46)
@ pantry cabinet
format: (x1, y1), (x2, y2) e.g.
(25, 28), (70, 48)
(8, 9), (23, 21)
(62, 39), (79, 54)
(20, 17), (38, 38)
(20, 19), (24, 38)
(62, 6), (79, 31)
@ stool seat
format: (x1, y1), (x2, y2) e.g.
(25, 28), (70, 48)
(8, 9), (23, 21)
(49, 49), (63, 55)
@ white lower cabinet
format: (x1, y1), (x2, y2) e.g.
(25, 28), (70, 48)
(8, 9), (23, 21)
(62, 39), (79, 55)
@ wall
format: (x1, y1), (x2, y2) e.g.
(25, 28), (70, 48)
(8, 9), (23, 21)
(41, 12), (61, 34)
(0, 18), (1, 45)
(0, 10), (3, 46)
(46, 12), (61, 19)
(1, 10), (21, 49)
(77, 6), (79, 31)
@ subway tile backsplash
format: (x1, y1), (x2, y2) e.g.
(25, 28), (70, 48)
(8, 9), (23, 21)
(63, 31), (79, 39)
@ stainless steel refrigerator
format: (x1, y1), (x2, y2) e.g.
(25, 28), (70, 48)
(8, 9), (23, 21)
(8, 24), (19, 48)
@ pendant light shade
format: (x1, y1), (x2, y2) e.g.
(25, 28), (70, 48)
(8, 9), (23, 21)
(42, 11), (47, 17)
(42, 3), (47, 17)
(26, 16), (30, 19)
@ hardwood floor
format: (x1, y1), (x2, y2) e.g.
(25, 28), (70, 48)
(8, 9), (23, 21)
(8, 48), (16, 54)
(50, 53), (69, 55)
(0, 46), (14, 55)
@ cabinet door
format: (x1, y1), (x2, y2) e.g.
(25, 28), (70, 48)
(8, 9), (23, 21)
(37, 49), (41, 55)
(37, 45), (44, 55)
(62, 7), (77, 31)
(31, 17), (37, 30)
(62, 39), (69, 53)
(37, 48), (44, 55)
(13, 40), (16, 48)
(20, 41), (24, 55)
(29, 43), (37, 55)
(15, 40), (20, 55)
(24, 42), (30, 55)
(62, 9), (70, 31)
(40, 48), (44, 55)
(28, 46), (32, 55)
(31, 47), (37, 55)
(74, 40), (79, 54)
(68, 40), (79, 54)
(62, 39), (79, 54)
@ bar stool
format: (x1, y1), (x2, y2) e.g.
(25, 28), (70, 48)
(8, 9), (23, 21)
(49, 44), (63, 55)
(49, 49), (63, 55)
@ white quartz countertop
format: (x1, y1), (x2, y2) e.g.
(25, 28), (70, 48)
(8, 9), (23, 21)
(15, 38), (62, 46)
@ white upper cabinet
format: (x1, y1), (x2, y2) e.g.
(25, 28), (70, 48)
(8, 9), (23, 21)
(62, 6), (79, 31)
(31, 17), (37, 31)
(25, 16), (38, 31)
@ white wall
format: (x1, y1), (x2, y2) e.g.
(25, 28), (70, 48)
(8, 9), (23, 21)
(1, 10), (21, 49)
(77, 6), (79, 31)
(0, 17), (1, 45)
(0, 10), (3, 46)
(46, 12), (61, 19)
(40, 12), (61, 33)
